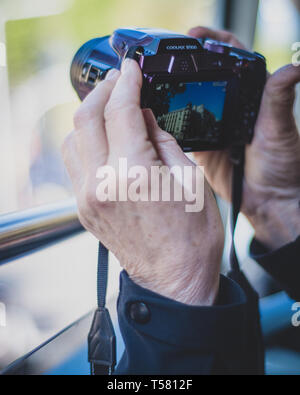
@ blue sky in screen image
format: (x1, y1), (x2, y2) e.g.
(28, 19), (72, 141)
(169, 81), (227, 121)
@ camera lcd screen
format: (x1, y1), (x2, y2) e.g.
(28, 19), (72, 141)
(151, 81), (228, 144)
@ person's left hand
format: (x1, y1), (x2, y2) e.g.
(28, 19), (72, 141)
(189, 26), (300, 250)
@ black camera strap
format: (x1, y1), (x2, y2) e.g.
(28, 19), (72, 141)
(228, 145), (265, 374)
(88, 243), (116, 375)
(229, 145), (245, 274)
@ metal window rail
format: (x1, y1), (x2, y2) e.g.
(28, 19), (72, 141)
(0, 200), (84, 265)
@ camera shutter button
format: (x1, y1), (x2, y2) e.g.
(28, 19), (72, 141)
(204, 40), (231, 55)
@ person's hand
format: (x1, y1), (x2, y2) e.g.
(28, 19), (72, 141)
(62, 59), (225, 306)
(189, 27), (300, 250)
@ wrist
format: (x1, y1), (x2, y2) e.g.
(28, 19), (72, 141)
(249, 196), (300, 250)
(129, 264), (221, 307)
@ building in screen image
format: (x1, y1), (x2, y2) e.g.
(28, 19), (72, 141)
(155, 81), (227, 143)
(157, 103), (222, 142)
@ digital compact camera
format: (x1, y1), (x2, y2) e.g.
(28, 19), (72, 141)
(71, 28), (267, 152)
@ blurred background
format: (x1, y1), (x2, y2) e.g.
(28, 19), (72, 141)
(0, 0), (299, 375)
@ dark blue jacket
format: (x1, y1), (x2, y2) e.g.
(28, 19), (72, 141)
(115, 236), (300, 375)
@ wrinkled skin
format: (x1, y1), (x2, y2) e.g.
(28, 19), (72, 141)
(189, 27), (300, 250)
(62, 61), (224, 306)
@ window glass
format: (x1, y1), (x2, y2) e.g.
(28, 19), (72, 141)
(254, 0), (300, 127)
(0, 0), (218, 215)
(254, 0), (300, 73)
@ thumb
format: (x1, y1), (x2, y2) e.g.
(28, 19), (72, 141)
(143, 109), (209, 208)
(143, 109), (195, 168)
(259, 64), (300, 137)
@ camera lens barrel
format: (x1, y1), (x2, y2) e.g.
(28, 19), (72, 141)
(70, 36), (118, 101)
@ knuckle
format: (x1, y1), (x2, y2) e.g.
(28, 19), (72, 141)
(78, 180), (99, 210)
(159, 130), (177, 144)
(73, 81), (114, 129)
(97, 80), (115, 100)
(85, 185), (100, 208)
(122, 104), (140, 120)
(220, 30), (240, 46)
(103, 102), (115, 122)
(77, 194), (97, 228)
(87, 179), (112, 208)
(77, 209), (90, 231)
(77, 197), (91, 227)
(224, 32), (235, 43)
(226, 32), (234, 40)
(96, 190), (113, 206)
(265, 77), (291, 101)
(154, 129), (178, 148)
(265, 81), (277, 97)
(73, 108), (87, 130)
(73, 104), (95, 129)
(101, 79), (115, 92)
(61, 131), (74, 158)
(105, 101), (137, 123)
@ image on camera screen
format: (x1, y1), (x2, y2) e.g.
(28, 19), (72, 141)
(152, 81), (228, 143)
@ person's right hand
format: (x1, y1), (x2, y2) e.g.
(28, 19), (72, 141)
(62, 59), (225, 306)
(189, 27), (300, 250)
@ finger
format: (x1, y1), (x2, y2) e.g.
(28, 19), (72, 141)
(264, 64), (300, 109)
(105, 59), (155, 158)
(144, 109), (195, 168)
(258, 64), (300, 136)
(61, 130), (84, 194)
(188, 26), (247, 50)
(143, 110), (233, 201)
(189, 26), (271, 81)
(194, 150), (232, 201)
(73, 69), (120, 169)
(143, 109), (214, 206)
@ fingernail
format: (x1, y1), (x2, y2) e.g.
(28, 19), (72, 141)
(106, 68), (119, 80)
